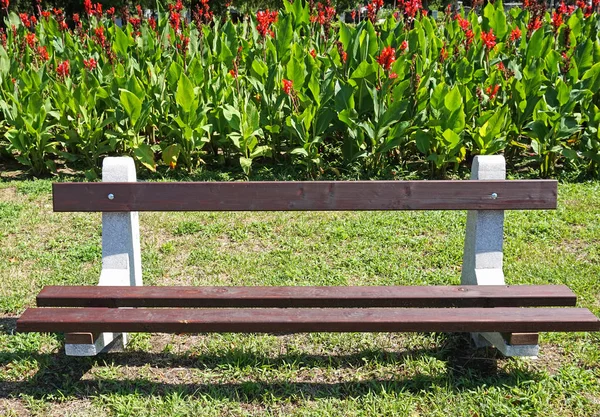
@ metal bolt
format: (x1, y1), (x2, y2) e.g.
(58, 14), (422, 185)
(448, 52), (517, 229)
(108, 193), (115, 200)
(491, 192), (498, 199)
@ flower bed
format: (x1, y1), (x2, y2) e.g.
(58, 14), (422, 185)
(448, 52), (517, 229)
(0, 0), (599, 177)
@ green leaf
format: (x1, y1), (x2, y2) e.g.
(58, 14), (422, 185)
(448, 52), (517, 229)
(526, 28), (544, 62)
(119, 89), (142, 127)
(239, 156), (252, 175)
(114, 26), (132, 56)
(444, 86), (462, 112)
(176, 73), (195, 113)
(162, 144), (181, 167)
(442, 129), (461, 147)
(134, 143), (155, 171)
(286, 57), (306, 90)
(334, 81), (355, 113)
(415, 130), (432, 154)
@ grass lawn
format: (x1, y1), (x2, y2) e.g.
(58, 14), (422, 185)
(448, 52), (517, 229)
(0, 177), (599, 416)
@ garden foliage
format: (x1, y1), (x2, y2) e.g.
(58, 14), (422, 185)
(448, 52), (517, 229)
(0, 0), (599, 177)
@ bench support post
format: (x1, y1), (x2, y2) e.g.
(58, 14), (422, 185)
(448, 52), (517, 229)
(65, 157), (142, 356)
(461, 155), (538, 357)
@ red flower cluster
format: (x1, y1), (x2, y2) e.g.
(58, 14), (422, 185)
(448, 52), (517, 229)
(336, 41), (347, 63)
(177, 34), (190, 56)
(25, 33), (36, 48)
(193, 0), (213, 26)
(509, 27), (522, 42)
(282, 79), (294, 95)
(486, 84), (500, 100)
(402, 0), (423, 19)
(83, 57), (97, 71)
(481, 29), (496, 50)
(37, 46), (49, 61)
(41, 11), (50, 19)
(400, 40), (408, 52)
(20, 13), (36, 28)
(440, 46), (448, 63)
(257, 9), (278, 38)
(0, 0), (8, 10)
(377, 46), (396, 71)
(148, 17), (157, 31)
(576, 0), (593, 17)
(73, 13), (82, 30)
(311, 1), (336, 26)
(107, 7), (115, 17)
(456, 15), (470, 31)
(129, 17), (142, 37)
(94, 26), (107, 48)
(367, 0), (383, 23)
(84, 0), (103, 17)
(56, 60), (70, 79)
(551, 11), (563, 31)
(168, 0), (183, 12)
(169, 11), (181, 32)
(310, 49), (317, 58)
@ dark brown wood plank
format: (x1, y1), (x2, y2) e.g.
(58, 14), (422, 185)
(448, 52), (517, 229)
(35, 285), (577, 308)
(16, 307), (600, 334)
(52, 180), (558, 212)
(501, 333), (539, 345)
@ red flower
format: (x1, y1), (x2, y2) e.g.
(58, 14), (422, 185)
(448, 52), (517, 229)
(400, 40), (408, 52)
(497, 61), (505, 71)
(509, 27), (522, 42)
(485, 84), (500, 100)
(377, 46), (396, 71)
(310, 49), (316, 58)
(83, 58), (97, 71)
(148, 17), (157, 30)
(229, 69), (237, 78)
(0, 0), (8, 10)
(84, 0), (93, 16)
(169, 11), (181, 32)
(403, 0), (423, 19)
(107, 7), (115, 17)
(37, 46), (49, 61)
(41, 11), (50, 18)
(440, 46), (448, 62)
(527, 17), (542, 34)
(282, 79), (293, 95)
(465, 29), (474, 49)
(59, 21), (68, 31)
(25, 33), (36, 48)
(389, 72), (398, 79)
(481, 29), (496, 50)
(552, 11), (563, 31)
(94, 26), (107, 48)
(19, 13), (31, 28)
(456, 15), (470, 30)
(257, 9), (278, 38)
(56, 60), (70, 79)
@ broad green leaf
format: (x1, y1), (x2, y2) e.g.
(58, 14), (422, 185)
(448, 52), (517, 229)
(334, 81), (355, 113)
(287, 57), (306, 90)
(442, 129), (461, 147)
(119, 89), (142, 127)
(134, 143), (155, 171)
(444, 86), (462, 112)
(162, 144), (181, 167)
(415, 130), (432, 154)
(114, 26), (132, 56)
(176, 73), (195, 113)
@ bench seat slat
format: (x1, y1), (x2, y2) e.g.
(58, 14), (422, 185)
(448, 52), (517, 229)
(52, 180), (558, 212)
(36, 285), (578, 308)
(17, 307), (600, 334)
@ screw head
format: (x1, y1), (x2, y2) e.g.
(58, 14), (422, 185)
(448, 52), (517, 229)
(491, 192), (498, 199)
(108, 193), (115, 200)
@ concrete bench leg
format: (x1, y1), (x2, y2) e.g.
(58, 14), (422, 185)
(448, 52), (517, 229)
(65, 157), (143, 356)
(461, 155), (538, 357)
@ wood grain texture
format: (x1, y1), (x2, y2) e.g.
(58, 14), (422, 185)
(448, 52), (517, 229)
(52, 180), (558, 212)
(36, 285), (577, 308)
(17, 307), (600, 333)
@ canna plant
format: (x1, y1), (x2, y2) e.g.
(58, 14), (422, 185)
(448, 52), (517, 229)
(0, 0), (598, 178)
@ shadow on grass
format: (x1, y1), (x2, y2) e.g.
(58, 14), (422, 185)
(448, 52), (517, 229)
(0, 325), (543, 401)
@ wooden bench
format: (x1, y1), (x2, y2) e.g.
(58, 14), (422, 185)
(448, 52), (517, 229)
(16, 156), (600, 357)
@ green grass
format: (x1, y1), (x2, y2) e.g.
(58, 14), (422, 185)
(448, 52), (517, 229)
(1, 179), (599, 416)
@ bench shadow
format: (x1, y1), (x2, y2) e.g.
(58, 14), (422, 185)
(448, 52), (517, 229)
(0, 331), (541, 401)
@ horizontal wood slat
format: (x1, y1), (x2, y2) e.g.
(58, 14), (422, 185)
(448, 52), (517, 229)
(17, 307), (600, 334)
(36, 285), (577, 308)
(52, 180), (558, 212)
(501, 333), (539, 345)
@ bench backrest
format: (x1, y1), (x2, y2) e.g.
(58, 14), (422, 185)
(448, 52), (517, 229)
(52, 180), (557, 212)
